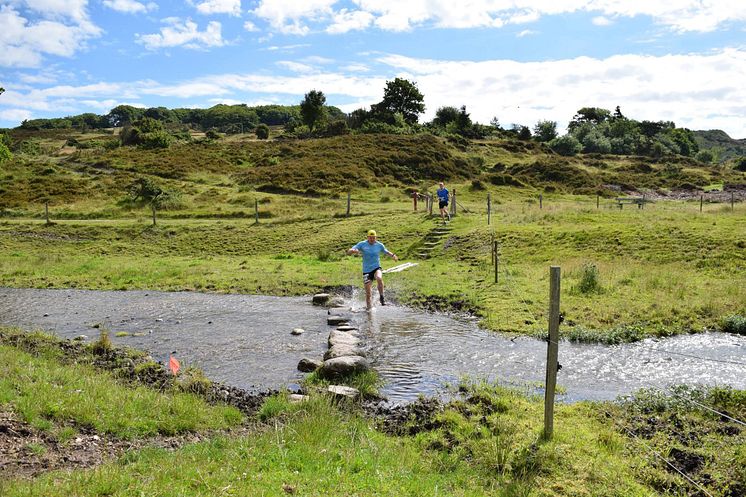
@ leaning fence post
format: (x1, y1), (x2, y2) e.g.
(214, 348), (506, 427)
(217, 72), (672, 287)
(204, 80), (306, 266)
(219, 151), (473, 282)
(255, 199), (259, 223)
(429, 194), (433, 216)
(487, 193), (491, 225)
(346, 191), (351, 217)
(543, 266), (561, 440)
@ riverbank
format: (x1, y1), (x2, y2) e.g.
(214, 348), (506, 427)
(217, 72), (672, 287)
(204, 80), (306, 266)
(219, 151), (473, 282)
(1, 326), (743, 496)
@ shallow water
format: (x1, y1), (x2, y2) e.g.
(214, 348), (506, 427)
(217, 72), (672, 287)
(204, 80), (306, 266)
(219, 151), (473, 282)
(1, 287), (744, 403)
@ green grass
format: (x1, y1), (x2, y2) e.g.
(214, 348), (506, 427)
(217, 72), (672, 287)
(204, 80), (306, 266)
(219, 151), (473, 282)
(0, 342), (243, 439)
(3, 388), (660, 497)
(0, 188), (743, 342)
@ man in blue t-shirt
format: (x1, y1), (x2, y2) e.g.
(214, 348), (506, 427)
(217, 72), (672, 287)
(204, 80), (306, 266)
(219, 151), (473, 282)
(437, 181), (450, 224)
(346, 229), (398, 309)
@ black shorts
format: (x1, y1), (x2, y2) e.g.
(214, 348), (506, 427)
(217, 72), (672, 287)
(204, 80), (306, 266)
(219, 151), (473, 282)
(363, 267), (382, 284)
(439, 200), (448, 209)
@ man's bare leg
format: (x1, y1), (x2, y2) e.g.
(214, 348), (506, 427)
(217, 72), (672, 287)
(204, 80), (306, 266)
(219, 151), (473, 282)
(375, 270), (385, 305)
(364, 281), (373, 309)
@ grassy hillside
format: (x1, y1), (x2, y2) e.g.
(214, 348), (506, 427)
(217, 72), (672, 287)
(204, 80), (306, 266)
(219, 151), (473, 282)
(1, 129), (744, 218)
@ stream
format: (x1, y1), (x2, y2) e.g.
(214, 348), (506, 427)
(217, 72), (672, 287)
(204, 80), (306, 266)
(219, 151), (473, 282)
(1, 287), (744, 403)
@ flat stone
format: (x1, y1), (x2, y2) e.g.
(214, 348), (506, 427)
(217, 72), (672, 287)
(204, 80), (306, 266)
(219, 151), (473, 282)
(327, 315), (349, 326)
(297, 358), (322, 372)
(328, 296), (346, 307)
(320, 356), (369, 378)
(327, 385), (360, 400)
(312, 293), (330, 305)
(335, 325), (358, 332)
(328, 330), (360, 347)
(290, 328), (305, 335)
(324, 343), (366, 360)
(288, 394), (309, 403)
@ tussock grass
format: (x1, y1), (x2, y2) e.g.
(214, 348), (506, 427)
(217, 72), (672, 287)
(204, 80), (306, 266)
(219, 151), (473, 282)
(0, 342), (243, 439)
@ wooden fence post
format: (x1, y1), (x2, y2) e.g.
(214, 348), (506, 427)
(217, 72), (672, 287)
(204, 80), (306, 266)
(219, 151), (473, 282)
(732, 192), (735, 211)
(412, 191), (417, 212)
(543, 266), (561, 440)
(151, 203), (156, 226)
(45, 201), (50, 225)
(487, 193), (491, 225)
(494, 240), (499, 284)
(255, 199), (259, 223)
(451, 189), (457, 217)
(429, 194), (433, 216)
(596, 194), (599, 209)
(346, 191), (351, 217)
(539, 194), (543, 209)
(700, 194), (704, 213)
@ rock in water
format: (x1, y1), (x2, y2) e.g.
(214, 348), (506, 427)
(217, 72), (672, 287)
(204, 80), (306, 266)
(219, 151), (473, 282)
(320, 356), (369, 378)
(297, 358), (323, 372)
(290, 328), (305, 335)
(312, 293), (330, 305)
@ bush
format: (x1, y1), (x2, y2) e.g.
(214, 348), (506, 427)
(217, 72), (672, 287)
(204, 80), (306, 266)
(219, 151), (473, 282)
(695, 149), (715, 164)
(255, 123), (270, 139)
(205, 129), (221, 140)
(574, 263), (603, 294)
(0, 140), (11, 163)
(721, 315), (746, 335)
(549, 135), (582, 156)
(733, 157), (746, 172)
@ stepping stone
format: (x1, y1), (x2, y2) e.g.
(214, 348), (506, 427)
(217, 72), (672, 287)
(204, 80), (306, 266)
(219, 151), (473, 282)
(290, 328), (304, 335)
(320, 356), (369, 378)
(297, 358), (322, 372)
(312, 293), (330, 305)
(327, 315), (349, 326)
(327, 385), (360, 400)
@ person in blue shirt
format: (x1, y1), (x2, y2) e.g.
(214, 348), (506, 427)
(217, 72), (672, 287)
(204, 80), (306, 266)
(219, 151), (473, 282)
(437, 181), (450, 224)
(346, 229), (398, 309)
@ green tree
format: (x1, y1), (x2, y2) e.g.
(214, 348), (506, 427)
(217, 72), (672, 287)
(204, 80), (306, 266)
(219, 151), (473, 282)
(568, 107), (611, 132)
(107, 105), (144, 127)
(374, 78), (425, 125)
(120, 117), (172, 148)
(300, 90), (327, 132)
(433, 106), (460, 127)
(126, 177), (176, 226)
(0, 139), (11, 164)
(549, 135), (582, 156)
(533, 120), (558, 142)
(255, 123), (270, 139)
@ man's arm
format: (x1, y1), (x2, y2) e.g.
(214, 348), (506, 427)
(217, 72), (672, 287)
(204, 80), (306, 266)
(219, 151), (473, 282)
(346, 247), (359, 255)
(385, 250), (398, 261)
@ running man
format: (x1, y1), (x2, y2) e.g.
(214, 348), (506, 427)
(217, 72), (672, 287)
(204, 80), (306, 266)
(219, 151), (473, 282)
(346, 230), (398, 309)
(437, 181), (451, 224)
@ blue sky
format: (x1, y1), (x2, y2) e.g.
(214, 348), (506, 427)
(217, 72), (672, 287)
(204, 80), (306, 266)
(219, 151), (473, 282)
(2, 1), (746, 137)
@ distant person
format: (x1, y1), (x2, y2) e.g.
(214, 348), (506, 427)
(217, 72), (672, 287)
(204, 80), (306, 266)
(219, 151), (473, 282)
(346, 230), (398, 309)
(437, 181), (450, 223)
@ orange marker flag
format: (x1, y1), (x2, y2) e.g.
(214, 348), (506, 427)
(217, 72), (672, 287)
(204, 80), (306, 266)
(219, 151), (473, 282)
(169, 356), (181, 376)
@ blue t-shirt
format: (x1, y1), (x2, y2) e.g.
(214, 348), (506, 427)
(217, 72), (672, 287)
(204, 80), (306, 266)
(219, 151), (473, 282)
(437, 187), (449, 202)
(353, 240), (388, 273)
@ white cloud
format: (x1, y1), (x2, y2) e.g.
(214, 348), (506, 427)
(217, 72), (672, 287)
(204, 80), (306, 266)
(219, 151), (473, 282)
(5, 47), (746, 138)
(592, 16), (613, 26)
(326, 9), (374, 34)
(251, 0), (336, 35)
(0, 4), (101, 68)
(517, 29), (537, 37)
(276, 61), (316, 73)
(243, 20), (259, 31)
(0, 108), (33, 122)
(136, 19), (225, 50)
(193, 0), (241, 17)
(249, 1), (746, 34)
(103, 0), (157, 14)
(374, 48), (746, 137)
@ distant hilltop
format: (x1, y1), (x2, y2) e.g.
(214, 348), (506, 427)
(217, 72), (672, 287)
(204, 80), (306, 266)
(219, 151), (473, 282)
(693, 129), (746, 161)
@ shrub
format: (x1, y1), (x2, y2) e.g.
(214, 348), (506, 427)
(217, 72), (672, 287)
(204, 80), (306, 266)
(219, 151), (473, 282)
(549, 135), (582, 156)
(695, 149), (715, 164)
(205, 129), (221, 140)
(721, 315), (746, 335)
(574, 263), (602, 294)
(255, 123), (270, 139)
(91, 330), (113, 355)
(733, 157), (746, 172)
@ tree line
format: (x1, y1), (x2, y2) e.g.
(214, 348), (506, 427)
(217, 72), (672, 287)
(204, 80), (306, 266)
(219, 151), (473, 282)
(3, 78), (731, 163)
